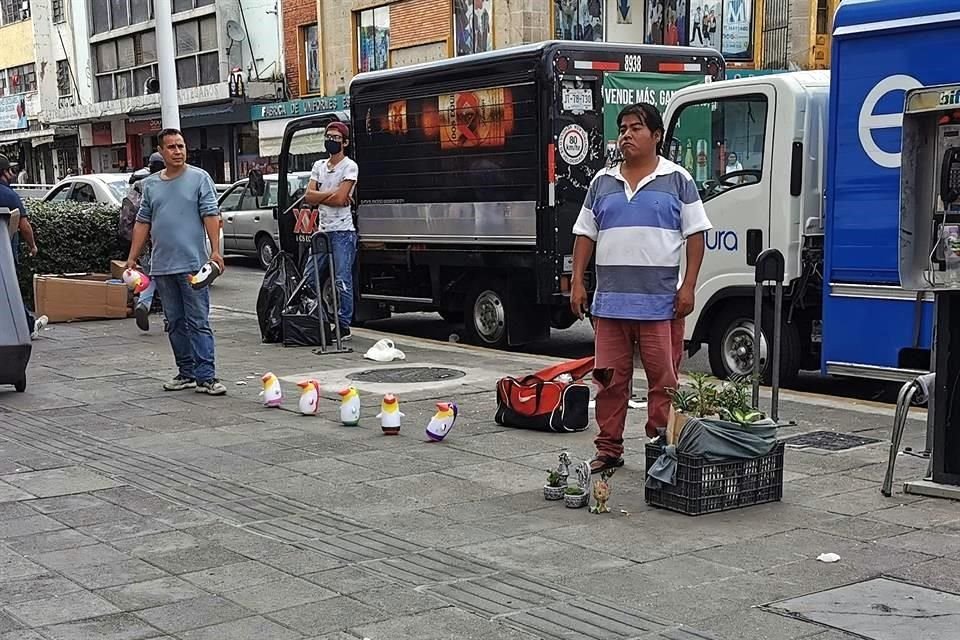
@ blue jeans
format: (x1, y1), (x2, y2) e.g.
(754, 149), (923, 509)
(304, 230), (357, 329)
(154, 274), (216, 383)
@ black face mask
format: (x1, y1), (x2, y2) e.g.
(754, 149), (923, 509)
(324, 140), (343, 155)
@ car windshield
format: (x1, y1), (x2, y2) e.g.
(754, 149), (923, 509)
(106, 178), (130, 202)
(262, 175), (310, 208)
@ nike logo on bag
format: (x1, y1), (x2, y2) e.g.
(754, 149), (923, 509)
(518, 393), (536, 402)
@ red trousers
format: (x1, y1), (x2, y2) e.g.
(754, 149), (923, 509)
(593, 316), (685, 458)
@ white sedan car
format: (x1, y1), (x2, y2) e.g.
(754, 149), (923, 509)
(42, 174), (225, 258)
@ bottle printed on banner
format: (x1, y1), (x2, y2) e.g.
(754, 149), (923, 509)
(695, 138), (708, 183)
(684, 139), (696, 174)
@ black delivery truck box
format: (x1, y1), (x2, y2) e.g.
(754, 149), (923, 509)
(0, 208), (30, 392)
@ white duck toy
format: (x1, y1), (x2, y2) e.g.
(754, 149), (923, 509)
(297, 379), (321, 415)
(377, 394), (404, 435)
(338, 386), (361, 426)
(425, 402), (458, 442)
(259, 372), (283, 408)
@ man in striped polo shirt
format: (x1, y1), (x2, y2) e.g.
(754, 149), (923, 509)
(570, 103), (711, 474)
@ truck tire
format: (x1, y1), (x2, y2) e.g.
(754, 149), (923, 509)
(707, 302), (801, 387)
(463, 280), (512, 349)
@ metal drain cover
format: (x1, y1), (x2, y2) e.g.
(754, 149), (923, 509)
(781, 430), (880, 451)
(346, 366), (466, 384)
(765, 577), (960, 640)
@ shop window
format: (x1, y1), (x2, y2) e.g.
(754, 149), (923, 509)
(553, 0), (602, 42)
(356, 6), (390, 73)
(175, 16), (218, 89)
(302, 24), (321, 94)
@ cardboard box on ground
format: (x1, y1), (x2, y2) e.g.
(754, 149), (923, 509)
(34, 263), (133, 323)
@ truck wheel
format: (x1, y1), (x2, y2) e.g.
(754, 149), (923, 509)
(14, 378), (25, 393)
(256, 235), (277, 270)
(708, 303), (801, 387)
(464, 281), (511, 348)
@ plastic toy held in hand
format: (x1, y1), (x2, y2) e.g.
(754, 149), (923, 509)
(122, 268), (151, 294)
(188, 260), (222, 289)
(425, 402), (458, 442)
(377, 394), (404, 435)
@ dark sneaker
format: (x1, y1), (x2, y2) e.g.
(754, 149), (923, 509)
(135, 304), (150, 331)
(338, 326), (352, 341)
(195, 379), (227, 396)
(163, 375), (196, 391)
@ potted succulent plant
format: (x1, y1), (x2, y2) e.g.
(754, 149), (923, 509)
(544, 469), (565, 501)
(564, 485), (589, 509)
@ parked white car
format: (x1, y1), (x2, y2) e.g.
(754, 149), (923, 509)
(219, 172), (312, 269)
(42, 174), (225, 259)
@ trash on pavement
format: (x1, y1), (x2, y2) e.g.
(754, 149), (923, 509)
(364, 338), (406, 362)
(817, 553), (841, 563)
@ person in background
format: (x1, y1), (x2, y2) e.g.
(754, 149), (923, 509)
(724, 151), (745, 185)
(125, 129), (226, 395)
(304, 121), (359, 340)
(0, 154), (46, 338)
(120, 152), (165, 331)
(570, 103), (711, 474)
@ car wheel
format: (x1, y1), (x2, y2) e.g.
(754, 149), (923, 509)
(463, 280), (513, 349)
(256, 235), (277, 270)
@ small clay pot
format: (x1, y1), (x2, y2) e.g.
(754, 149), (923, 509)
(564, 491), (589, 509)
(543, 485), (564, 501)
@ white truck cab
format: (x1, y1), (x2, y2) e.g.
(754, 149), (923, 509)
(663, 71), (831, 384)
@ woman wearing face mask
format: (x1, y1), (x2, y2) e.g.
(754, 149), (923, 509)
(303, 121), (359, 339)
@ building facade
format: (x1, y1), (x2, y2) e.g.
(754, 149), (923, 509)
(34, 0), (284, 183)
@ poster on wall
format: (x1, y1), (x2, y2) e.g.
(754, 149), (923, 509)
(555, 0), (603, 42)
(454, 0), (493, 56)
(617, 0), (632, 24)
(601, 72), (708, 167)
(721, 0), (752, 59)
(0, 95), (28, 132)
(645, 0), (688, 45)
(688, 0), (720, 48)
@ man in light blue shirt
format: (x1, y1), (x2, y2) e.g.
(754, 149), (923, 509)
(125, 128), (226, 395)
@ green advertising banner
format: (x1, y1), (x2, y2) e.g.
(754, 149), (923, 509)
(602, 72), (713, 187)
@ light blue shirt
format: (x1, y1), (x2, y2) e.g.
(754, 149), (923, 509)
(137, 165), (219, 276)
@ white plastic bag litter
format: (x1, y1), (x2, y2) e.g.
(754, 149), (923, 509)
(363, 338), (406, 362)
(817, 553), (841, 563)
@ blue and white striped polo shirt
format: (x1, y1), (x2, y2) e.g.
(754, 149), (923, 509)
(572, 158), (712, 321)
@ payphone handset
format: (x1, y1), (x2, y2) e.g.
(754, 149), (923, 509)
(940, 147), (960, 207)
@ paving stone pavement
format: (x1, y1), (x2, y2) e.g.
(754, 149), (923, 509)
(0, 309), (954, 640)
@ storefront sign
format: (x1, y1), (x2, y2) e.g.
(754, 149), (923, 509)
(251, 95), (350, 121)
(0, 95), (28, 132)
(721, 0), (753, 60)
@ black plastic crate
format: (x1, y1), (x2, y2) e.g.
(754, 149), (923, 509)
(644, 441), (784, 516)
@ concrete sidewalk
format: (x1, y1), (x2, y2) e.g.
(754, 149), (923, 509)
(0, 308), (954, 640)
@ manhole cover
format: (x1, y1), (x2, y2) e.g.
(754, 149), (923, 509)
(346, 367), (466, 384)
(781, 430), (880, 451)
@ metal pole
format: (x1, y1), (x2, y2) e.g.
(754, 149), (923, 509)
(771, 279), (783, 422)
(154, 0), (180, 129)
(752, 282), (763, 409)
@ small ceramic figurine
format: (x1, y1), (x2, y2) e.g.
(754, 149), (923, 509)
(590, 468), (615, 514)
(377, 394), (404, 435)
(338, 386), (361, 426)
(296, 379), (321, 415)
(188, 260), (222, 289)
(259, 372), (283, 408)
(574, 460), (591, 494)
(122, 268), (151, 294)
(557, 451), (572, 484)
(425, 402), (458, 442)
